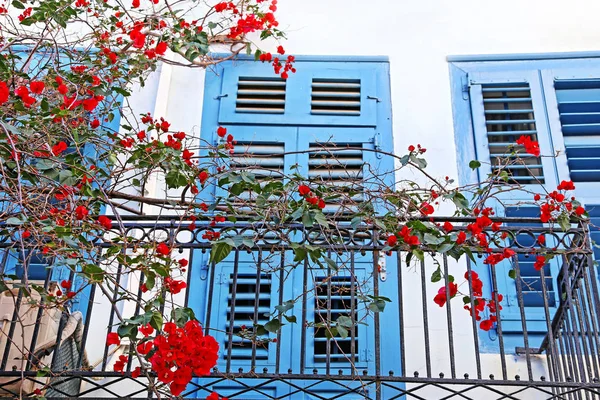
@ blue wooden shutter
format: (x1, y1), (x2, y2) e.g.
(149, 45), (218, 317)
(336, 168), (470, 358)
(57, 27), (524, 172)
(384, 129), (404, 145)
(555, 78), (600, 182)
(194, 56), (399, 397)
(468, 72), (558, 197)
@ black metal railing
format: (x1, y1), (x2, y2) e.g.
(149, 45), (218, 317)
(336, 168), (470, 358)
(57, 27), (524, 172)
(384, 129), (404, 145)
(0, 216), (598, 399)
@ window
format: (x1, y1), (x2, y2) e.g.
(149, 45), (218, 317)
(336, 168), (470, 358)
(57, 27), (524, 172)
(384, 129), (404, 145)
(190, 55), (399, 397)
(449, 52), (600, 349)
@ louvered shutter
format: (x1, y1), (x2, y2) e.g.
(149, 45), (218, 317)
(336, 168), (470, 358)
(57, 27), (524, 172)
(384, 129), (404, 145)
(217, 60), (378, 126)
(468, 72), (558, 196)
(193, 58), (397, 393)
(306, 256), (371, 369)
(555, 78), (600, 183)
(497, 207), (560, 333)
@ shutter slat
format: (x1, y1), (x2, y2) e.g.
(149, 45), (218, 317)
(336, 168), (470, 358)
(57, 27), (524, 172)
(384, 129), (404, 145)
(561, 123), (600, 135)
(484, 97), (532, 103)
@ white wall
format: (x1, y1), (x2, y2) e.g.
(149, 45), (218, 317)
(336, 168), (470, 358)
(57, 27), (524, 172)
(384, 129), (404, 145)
(89, 1), (600, 397)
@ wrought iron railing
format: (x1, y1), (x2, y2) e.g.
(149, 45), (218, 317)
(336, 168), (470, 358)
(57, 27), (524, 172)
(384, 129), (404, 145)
(0, 216), (598, 399)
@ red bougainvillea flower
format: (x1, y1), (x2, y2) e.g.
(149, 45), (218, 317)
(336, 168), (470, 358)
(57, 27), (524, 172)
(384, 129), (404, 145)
(398, 225), (420, 246)
(199, 171), (209, 184)
(386, 234), (397, 247)
(557, 180), (575, 191)
(516, 135), (540, 157)
(534, 193), (541, 201)
(277, 45), (285, 55)
(433, 282), (458, 307)
(217, 126), (227, 137)
(419, 202), (434, 216)
(206, 392), (229, 400)
(52, 141), (68, 156)
(140, 324), (154, 337)
(298, 185), (310, 196)
(113, 355), (128, 373)
(60, 280), (72, 289)
(443, 221), (453, 232)
(131, 367), (141, 378)
(480, 319), (493, 331)
(164, 277), (186, 294)
(156, 243), (170, 256)
(106, 332), (120, 346)
(29, 81), (45, 94)
(575, 206), (586, 216)
(155, 42), (168, 55)
(178, 259), (189, 267)
(534, 255), (547, 271)
(75, 205), (88, 220)
(0, 81), (9, 104)
(97, 215), (112, 230)
(456, 231), (467, 244)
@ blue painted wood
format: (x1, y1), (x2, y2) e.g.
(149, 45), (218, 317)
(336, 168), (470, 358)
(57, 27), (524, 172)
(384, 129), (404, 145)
(192, 56), (400, 397)
(449, 54), (600, 353)
(217, 59), (381, 127)
(466, 70), (559, 200)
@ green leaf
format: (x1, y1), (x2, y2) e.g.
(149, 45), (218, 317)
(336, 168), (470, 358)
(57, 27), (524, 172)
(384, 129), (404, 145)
(255, 324), (268, 336)
(424, 233), (444, 245)
(410, 154), (427, 169)
(469, 160), (481, 170)
(324, 327), (338, 339)
(412, 249), (424, 262)
(336, 315), (353, 328)
(302, 211), (314, 227)
(275, 300), (294, 313)
(172, 307), (196, 326)
(290, 206), (304, 221)
(283, 314), (297, 323)
(264, 318), (282, 333)
(145, 273), (155, 290)
(6, 217), (24, 225)
(430, 267), (442, 283)
(437, 243), (454, 253)
(369, 299), (387, 313)
(452, 192), (470, 210)
(11, 0), (25, 9)
(117, 323), (138, 339)
(462, 296), (471, 305)
(313, 211), (329, 227)
(557, 213), (571, 232)
(322, 255), (338, 271)
(293, 247), (307, 262)
(508, 269), (516, 279)
(150, 311), (163, 331)
(210, 241), (232, 264)
(399, 154), (410, 166)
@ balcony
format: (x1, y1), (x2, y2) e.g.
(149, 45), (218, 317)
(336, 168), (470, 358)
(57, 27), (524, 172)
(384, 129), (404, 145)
(0, 216), (598, 399)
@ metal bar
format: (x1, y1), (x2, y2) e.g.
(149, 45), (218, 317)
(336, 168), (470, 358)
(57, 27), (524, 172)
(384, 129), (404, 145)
(489, 263), (508, 380)
(225, 249), (240, 373)
(396, 251), (406, 378)
(373, 249), (381, 400)
(251, 251), (262, 371)
(76, 281), (96, 369)
(325, 251), (332, 376)
(300, 258), (308, 374)
(442, 254), (456, 379)
(127, 272), (145, 371)
(275, 251), (284, 374)
(204, 261), (217, 337)
(350, 251), (356, 376)
(184, 250), (194, 308)
(465, 259), (482, 379)
(419, 259), (432, 378)
(512, 255), (533, 381)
